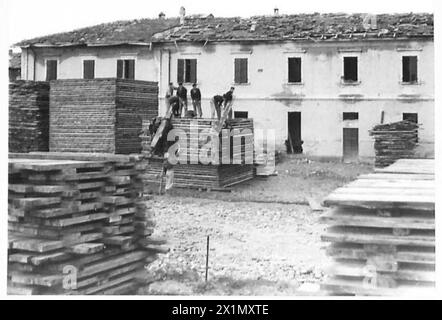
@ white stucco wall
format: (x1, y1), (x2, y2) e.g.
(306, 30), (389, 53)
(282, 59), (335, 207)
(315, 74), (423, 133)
(21, 39), (434, 160)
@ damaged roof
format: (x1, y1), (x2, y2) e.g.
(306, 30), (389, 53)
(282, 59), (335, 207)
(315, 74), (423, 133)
(155, 13), (434, 42)
(16, 18), (180, 47)
(16, 12), (433, 47)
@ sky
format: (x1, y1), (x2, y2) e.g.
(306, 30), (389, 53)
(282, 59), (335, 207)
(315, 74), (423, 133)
(2, 0), (436, 46)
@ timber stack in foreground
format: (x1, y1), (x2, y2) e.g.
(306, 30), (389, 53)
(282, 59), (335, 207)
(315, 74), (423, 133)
(9, 81), (50, 153)
(49, 79), (158, 154)
(143, 118), (255, 191)
(370, 120), (419, 168)
(8, 152), (163, 295)
(320, 159), (435, 296)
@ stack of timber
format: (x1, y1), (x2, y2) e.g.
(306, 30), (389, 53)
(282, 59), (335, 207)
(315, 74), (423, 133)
(9, 81), (50, 153)
(320, 159), (435, 296)
(369, 120), (419, 167)
(8, 152), (162, 295)
(49, 79), (158, 154)
(144, 118), (255, 191)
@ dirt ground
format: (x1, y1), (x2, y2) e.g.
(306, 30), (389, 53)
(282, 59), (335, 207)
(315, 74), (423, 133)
(138, 155), (372, 295)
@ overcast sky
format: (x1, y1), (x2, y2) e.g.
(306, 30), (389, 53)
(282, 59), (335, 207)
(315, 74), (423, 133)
(3, 0), (436, 46)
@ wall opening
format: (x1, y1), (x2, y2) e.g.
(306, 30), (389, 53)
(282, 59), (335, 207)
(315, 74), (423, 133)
(343, 112), (359, 120)
(402, 56), (418, 83)
(403, 113), (418, 124)
(343, 57), (358, 82)
(234, 111), (248, 119)
(46, 60), (58, 81)
(177, 59), (197, 83)
(288, 57), (302, 83)
(287, 112), (302, 154)
(117, 59), (135, 79)
(83, 60), (95, 79)
(343, 127), (359, 162)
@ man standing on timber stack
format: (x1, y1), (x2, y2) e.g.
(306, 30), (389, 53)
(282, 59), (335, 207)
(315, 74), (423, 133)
(210, 94), (224, 120)
(223, 87), (235, 120)
(165, 82), (176, 114)
(176, 83), (188, 117)
(190, 83), (202, 118)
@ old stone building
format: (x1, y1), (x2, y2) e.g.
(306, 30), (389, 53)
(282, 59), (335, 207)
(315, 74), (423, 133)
(17, 12), (434, 161)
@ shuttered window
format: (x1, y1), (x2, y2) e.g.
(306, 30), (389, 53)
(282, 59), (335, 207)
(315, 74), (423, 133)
(343, 57), (358, 82)
(234, 58), (248, 84)
(116, 59), (135, 79)
(46, 60), (58, 81)
(288, 57), (302, 83)
(402, 56), (418, 83)
(177, 59), (197, 83)
(83, 60), (95, 79)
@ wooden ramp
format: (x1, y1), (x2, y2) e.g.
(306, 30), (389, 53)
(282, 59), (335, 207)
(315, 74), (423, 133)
(320, 159), (435, 296)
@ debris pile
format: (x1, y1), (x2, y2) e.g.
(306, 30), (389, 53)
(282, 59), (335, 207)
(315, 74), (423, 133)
(8, 152), (163, 295)
(370, 120), (419, 168)
(9, 81), (49, 153)
(49, 79), (158, 154)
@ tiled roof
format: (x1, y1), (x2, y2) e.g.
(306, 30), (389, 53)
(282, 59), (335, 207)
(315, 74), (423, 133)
(154, 13), (434, 42)
(16, 12), (433, 47)
(16, 18), (180, 47)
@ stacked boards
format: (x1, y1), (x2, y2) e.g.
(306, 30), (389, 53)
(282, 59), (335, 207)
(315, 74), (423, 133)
(320, 159), (435, 296)
(9, 81), (50, 153)
(49, 79), (158, 154)
(370, 120), (419, 168)
(144, 118), (255, 190)
(8, 152), (161, 295)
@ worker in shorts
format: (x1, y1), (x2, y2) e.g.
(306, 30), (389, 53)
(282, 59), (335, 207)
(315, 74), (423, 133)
(222, 87), (235, 120)
(176, 83), (188, 117)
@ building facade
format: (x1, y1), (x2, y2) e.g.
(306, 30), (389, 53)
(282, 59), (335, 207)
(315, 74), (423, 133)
(18, 13), (434, 161)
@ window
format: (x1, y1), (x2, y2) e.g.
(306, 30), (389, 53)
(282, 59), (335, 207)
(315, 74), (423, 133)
(117, 59), (135, 79)
(343, 57), (358, 82)
(234, 111), (248, 119)
(177, 59), (197, 83)
(402, 56), (418, 83)
(343, 112), (359, 120)
(46, 60), (58, 81)
(83, 60), (95, 79)
(288, 57), (302, 83)
(403, 113), (418, 123)
(234, 58), (248, 84)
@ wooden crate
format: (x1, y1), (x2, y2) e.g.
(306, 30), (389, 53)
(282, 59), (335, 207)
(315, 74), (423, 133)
(320, 159), (435, 296)
(49, 79), (158, 154)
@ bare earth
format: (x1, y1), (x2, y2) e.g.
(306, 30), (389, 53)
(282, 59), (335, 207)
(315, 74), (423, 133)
(138, 155), (372, 295)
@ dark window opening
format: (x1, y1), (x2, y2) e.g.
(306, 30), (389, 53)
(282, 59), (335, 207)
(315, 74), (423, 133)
(46, 60), (57, 81)
(234, 111), (248, 119)
(402, 56), (418, 83)
(288, 57), (302, 83)
(343, 128), (359, 162)
(403, 113), (418, 123)
(343, 112), (359, 120)
(83, 60), (95, 79)
(234, 58), (248, 84)
(117, 59), (135, 79)
(177, 59), (197, 83)
(343, 57), (358, 82)
(287, 112), (302, 154)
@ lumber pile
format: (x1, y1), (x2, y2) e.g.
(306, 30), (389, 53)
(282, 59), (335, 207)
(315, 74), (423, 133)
(143, 118), (255, 191)
(8, 152), (162, 295)
(9, 81), (50, 153)
(370, 120), (419, 167)
(320, 159), (435, 296)
(49, 79), (158, 154)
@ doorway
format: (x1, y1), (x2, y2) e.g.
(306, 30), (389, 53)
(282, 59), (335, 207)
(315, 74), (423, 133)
(343, 128), (359, 162)
(287, 112), (302, 153)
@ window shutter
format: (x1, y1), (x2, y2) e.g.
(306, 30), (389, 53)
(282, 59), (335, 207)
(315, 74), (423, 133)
(177, 59), (184, 83)
(190, 59), (197, 83)
(240, 59), (248, 83)
(127, 60), (135, 79)
(46, 60), (57, 81)
(234, 59), (241, 84)
(117, 60), (123, 78)
(83, 60), (95, 79)
(410, 56), (417, 82)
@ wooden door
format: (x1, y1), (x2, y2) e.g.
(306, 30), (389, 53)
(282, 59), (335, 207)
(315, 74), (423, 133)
(343, 128), (358, 162)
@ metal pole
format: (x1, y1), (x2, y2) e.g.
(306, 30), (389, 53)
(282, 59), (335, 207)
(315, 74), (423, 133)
(205, 235), (210, 282)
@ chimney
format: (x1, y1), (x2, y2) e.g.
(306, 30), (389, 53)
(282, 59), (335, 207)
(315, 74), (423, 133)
(179, 6), (186, 25)
(158, 12), (166, 20)
(250, 21), (257, 32)
(274, 7), (279, 15)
